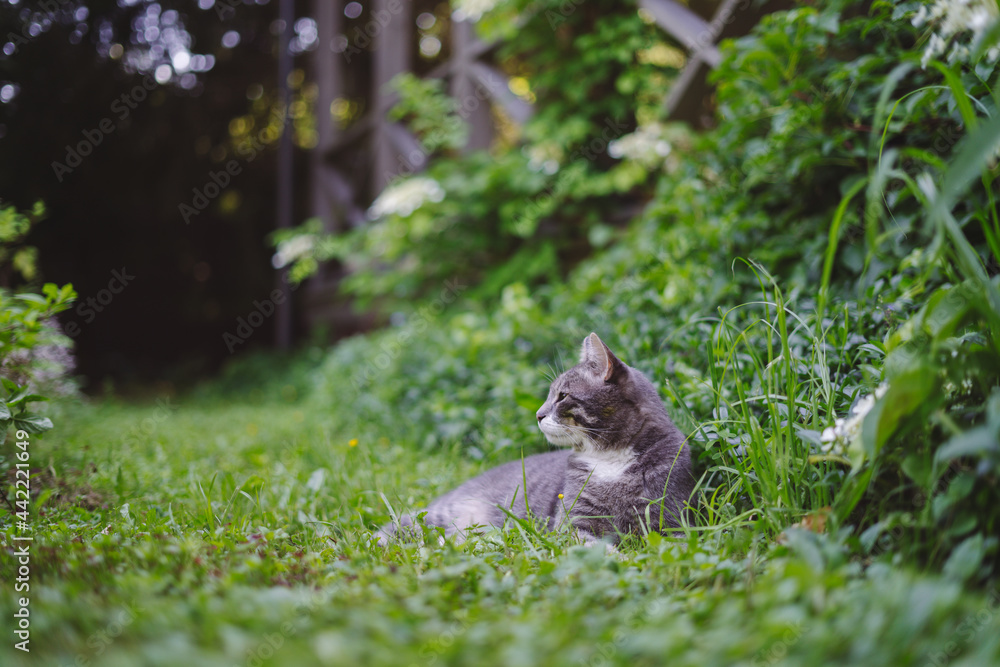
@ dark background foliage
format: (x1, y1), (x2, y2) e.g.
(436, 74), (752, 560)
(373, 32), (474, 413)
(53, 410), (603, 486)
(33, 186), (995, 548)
(0, 0), (310, 387)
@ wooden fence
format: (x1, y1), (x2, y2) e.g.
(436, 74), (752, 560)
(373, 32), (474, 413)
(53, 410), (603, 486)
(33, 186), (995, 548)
(304, 0), (790, 329)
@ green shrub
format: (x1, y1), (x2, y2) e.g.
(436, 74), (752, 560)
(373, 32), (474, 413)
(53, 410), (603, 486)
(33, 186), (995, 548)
(0, 202), (76, 439)
(294, 0), (1000, 581)
(274, 0), (675, 308)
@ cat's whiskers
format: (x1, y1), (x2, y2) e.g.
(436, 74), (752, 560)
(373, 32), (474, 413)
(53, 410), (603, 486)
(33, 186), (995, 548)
(564, 422), (614, 433)
(542, 359), (565, 383)
(558, 422), (611, 449)
(562, 421), (615, 441)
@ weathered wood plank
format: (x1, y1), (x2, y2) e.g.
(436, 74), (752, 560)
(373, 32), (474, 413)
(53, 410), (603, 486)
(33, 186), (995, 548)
(468, 62), (533, 126)
(372, 0), (412, 191)
(451, 19), (494, 151)
(639, 0), (720, 64)
(311, 0), (344, 241)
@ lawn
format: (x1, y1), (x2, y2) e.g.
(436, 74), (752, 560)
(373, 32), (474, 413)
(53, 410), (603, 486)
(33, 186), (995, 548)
(3, 392), (999, 667)
(4, 3), (1000, 665)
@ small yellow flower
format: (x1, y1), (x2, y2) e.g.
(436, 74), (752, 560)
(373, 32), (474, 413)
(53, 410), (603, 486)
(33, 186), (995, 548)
(348, 439), (358, 447)
(558, 493), (564, 499)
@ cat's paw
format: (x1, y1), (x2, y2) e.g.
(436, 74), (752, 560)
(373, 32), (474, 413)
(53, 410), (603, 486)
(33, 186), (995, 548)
(576, 530), (621, 557)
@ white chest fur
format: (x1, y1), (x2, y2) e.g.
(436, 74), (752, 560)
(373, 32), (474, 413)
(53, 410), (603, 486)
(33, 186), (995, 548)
(572, 448), (636, 483)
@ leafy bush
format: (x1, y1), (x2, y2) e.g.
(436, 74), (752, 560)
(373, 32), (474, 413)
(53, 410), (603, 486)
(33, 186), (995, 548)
(0, 202), (76, 439)
(293, 0), (1000, 582)
(275, 0), (675, 308)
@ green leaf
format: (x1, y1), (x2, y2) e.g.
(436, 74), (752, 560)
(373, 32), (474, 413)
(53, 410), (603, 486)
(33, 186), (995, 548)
(930, 62), (978, 131)
(782, 528), (825, 573)
(935, 425), (1000, 463)
(817, 176), (867, 330)
(6, 392), (48, 408)
(862, 367), (937, 458)
(13, 415), (54, 433)
(4, 385), (28, 405)
(901, 452), (934, 487)
(872, 65), (917, 158)
(58, 283), (76, 302)
(929, 110), (1000, 322)
(14, 293), (47, 305)
(972, 15), (1000, 60)
(0, 400), (9, 421)
(943, 534), (985, 583)
(922, 282), (976, 339)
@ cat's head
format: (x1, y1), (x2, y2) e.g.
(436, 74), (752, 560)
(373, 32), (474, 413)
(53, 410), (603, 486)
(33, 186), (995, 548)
(536, 333), (660, 451)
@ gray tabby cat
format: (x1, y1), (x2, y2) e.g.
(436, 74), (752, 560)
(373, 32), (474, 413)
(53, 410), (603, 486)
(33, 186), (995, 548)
(377, 333), (694, 546)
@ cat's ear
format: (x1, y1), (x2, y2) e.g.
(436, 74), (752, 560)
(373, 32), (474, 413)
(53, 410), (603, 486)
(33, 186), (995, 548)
(580, 332), (625, 382)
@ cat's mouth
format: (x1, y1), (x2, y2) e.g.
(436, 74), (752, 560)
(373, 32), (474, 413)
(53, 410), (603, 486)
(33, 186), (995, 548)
(538, 416), (584, 448)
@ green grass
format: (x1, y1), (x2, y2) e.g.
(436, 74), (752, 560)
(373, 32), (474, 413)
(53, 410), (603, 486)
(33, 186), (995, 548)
(4, 3), (1000, 664)
(3, 393), (1000, 667)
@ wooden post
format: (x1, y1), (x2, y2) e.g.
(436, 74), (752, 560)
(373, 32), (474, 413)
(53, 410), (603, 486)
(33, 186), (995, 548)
(372, 0), (412, 190)
(310, 0), (344, 289)
(275, 0), (294, 350)
(450, 18), (493, 152)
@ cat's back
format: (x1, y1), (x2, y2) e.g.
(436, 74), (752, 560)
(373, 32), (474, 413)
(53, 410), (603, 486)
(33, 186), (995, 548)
(426, 449), (569, 527)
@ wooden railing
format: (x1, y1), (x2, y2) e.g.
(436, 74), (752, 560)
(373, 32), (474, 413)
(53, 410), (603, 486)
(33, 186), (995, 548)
(305, 0), (790, 329)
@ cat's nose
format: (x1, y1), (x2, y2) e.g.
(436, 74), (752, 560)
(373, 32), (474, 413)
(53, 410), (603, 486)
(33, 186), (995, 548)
(536, 410), (545, 422)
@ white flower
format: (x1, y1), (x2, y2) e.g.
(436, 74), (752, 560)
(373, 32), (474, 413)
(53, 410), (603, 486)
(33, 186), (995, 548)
(922, 33), (948, 68)
(306, 468), (326, 493)
(526, 142), (563, 174)
(608, 123), (672, 167)
(944, 377), (975, 396)
(452, 0), (499, 23)
(367, 176), (444, 220)
(271, 233), (316, 269)
(913, 0), (1000, 68)
(820, 383), (888, 455)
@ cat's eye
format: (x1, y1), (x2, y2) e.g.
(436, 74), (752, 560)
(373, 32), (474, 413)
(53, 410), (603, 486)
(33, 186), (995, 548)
(556, 392), (567, 402)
